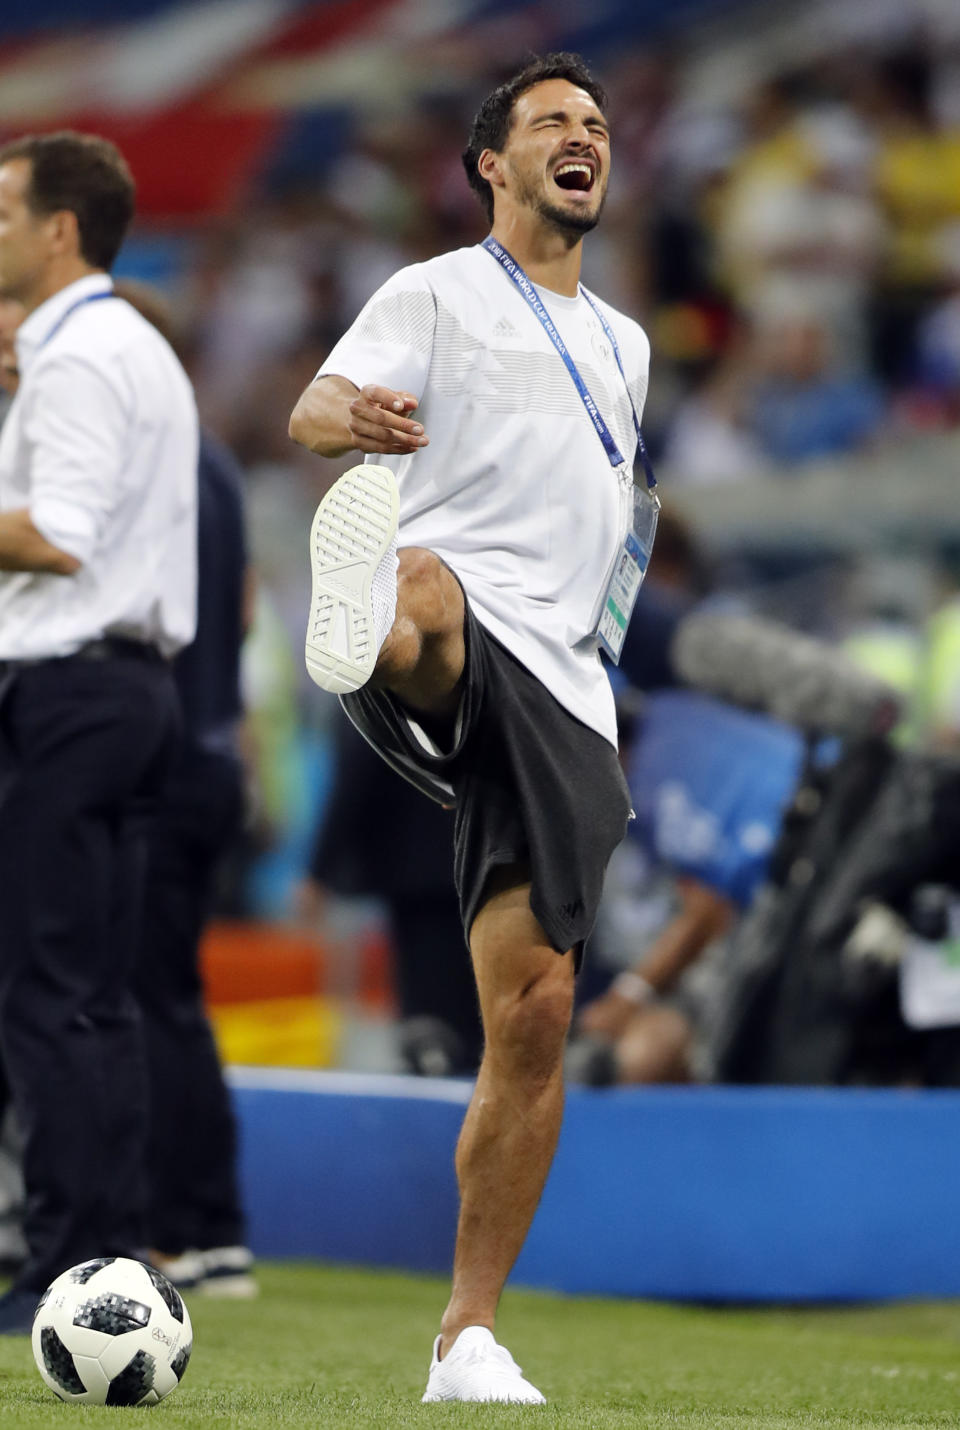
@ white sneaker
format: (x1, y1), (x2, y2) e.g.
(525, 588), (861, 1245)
(149, 1245), (257, 1298)
(421, 1327), (546, 1404)
(305, 462), (399, 694)
(149, 1249), (205, 1290)
(196, 1245), (258, 1299)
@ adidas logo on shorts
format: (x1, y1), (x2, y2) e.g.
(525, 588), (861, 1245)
(558, 897), (584, 926)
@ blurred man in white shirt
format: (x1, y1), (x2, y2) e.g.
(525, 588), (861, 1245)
(0, 131), (197, 1332)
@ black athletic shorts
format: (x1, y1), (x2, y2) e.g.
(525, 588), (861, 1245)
(341, 596), (632, 960)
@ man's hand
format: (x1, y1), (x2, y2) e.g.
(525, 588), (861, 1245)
(289, 374), (430, 458)
(347, 385), (430, 455)
(0, 509), (80, 575)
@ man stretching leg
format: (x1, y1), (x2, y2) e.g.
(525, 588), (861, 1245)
(289, 52), (653, 1403)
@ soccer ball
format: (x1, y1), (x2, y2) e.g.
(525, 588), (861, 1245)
(31, 1256), (192, 1405)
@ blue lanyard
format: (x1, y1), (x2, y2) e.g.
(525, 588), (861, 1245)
(481, 236), (656, 492)
(39, 289), (116, 351)
(579, 288), (657, 492)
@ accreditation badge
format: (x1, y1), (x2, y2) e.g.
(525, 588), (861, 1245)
(595, 481), (660, 664)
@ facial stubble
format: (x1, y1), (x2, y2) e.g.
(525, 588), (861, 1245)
(511, 165), (607, 240)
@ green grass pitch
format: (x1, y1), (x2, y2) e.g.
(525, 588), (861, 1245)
(3, 1262), (960, 1427)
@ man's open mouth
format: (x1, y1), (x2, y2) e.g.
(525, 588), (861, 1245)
(553, 162), (595, 194)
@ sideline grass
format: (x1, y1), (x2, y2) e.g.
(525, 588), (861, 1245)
(2, 1262), (959, 1427)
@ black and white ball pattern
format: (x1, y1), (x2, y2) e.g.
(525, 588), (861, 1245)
(31, 1257), (192, 1405)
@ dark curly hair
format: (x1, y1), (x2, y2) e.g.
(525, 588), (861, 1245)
(462, 53), (607, 223)
(0, 131), (135, 271)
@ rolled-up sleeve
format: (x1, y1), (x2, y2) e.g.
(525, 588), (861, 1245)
(20, 352), (127, 564)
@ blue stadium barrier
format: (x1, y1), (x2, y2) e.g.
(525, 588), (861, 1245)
(230, 1069), (960, 1301)
(231, 1069), (466, 1274)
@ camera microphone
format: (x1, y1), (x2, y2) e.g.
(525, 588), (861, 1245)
(671, 611), (901, 739)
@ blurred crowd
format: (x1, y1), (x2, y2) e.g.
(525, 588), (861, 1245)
(163, 28), (960, 475)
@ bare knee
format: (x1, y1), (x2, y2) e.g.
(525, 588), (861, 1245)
(397, 545), (443, 587)
(483, 959), (574, 1083)
(396, 547), (459, 636)
(375, 545), (464, 701)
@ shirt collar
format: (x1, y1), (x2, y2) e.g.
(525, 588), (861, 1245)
(16, 273), (114, 375)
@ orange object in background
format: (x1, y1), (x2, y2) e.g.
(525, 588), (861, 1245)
(199, 920), (395, 1068)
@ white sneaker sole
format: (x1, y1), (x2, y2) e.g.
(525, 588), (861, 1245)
(421, 1382), (545, 1404)
(305, 463), (399, 694)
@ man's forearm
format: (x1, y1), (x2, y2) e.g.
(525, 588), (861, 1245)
(636, 880), (733, 991)
(289, 375), (427, 458)
(288, 375), (358, 456)
(0, 509), (80, 574)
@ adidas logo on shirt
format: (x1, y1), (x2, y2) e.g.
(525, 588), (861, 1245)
(493, 316), (518, 339)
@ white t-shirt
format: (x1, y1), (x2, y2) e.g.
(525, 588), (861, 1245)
(318, 243), (650, 747)
(0, 274), (198, 660)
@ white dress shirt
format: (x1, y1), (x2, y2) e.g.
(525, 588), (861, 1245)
(0, 273), (198, 659)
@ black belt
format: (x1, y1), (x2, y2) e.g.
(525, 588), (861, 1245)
(0, 637), (165, 676)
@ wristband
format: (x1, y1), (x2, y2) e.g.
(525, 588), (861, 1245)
(611, 970), (656, 1006)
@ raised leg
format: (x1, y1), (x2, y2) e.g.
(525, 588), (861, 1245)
(305, 463), (464, 709)
(373, 546), (465, 720)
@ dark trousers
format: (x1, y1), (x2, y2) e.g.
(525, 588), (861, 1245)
(135, 741), (246, 1253)
(0, 655), (178, 1293)
(391, 895), (482, 1069)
